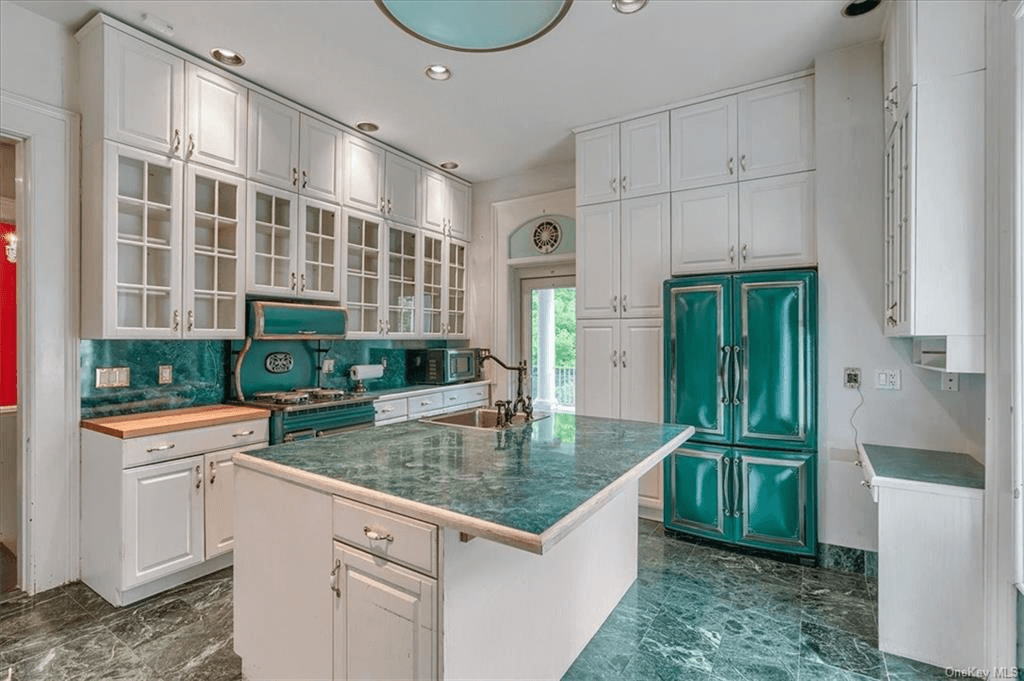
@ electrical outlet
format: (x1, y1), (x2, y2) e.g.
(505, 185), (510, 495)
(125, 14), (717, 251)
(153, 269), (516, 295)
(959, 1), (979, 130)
(95, 367), (130, 388)
(322, 359), (335, 374)
(158, 365), (173, 385)
(941, 372), (959, 392)
(843, 367), (861, 389)
(875, 369), (901, 390)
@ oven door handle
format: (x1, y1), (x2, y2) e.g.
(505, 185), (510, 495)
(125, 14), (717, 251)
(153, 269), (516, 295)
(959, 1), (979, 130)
(316, 422), (373, 438)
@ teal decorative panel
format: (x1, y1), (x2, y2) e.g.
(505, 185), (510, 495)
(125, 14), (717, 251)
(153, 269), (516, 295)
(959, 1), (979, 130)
(664, 443), (731, 540)
(736, 449), (815, 556)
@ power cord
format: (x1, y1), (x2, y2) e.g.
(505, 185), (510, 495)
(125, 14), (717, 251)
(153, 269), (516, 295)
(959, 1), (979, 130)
(850, 385), (865, 449)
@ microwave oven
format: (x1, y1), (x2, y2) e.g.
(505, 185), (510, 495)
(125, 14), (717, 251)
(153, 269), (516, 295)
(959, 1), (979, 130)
(407, 349), (478, 385)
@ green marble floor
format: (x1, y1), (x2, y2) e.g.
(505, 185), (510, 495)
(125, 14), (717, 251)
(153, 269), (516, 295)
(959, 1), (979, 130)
(563, 519), (949, 681)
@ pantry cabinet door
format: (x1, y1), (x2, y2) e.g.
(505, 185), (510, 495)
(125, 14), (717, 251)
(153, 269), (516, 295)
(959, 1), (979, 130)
(620, 194), (670, 317)
(575, 319), (620, 419)
(670, 185), (739, 275)
(620, 112), (670, 198)
(670, 96), (738, 191)
(185, 64), (247, 175)
(737, 77), (814, 181)
(247, 92), (301, 191)
(737, 172), (815, 271)
(123, 455), (204, 589)
(575, 125), (620, 206)
(576, 202), (620, 319)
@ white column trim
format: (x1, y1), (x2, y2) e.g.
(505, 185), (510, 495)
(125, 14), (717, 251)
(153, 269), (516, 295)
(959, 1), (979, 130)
(0, 89), (81, 593)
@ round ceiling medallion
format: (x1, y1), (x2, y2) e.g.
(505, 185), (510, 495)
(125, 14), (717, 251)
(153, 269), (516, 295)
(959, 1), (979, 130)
(376, 0), (573, 53)
(531, 220), (562, 254)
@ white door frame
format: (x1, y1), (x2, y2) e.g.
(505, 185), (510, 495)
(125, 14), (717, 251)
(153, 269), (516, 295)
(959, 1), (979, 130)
(518, 273), (575, 411)
(0, 90), (80, 594)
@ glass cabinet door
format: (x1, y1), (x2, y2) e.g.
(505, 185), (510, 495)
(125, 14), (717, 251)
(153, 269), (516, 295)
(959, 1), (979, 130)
(386, 224), (417, 335)
(299, 198), (340, 300)
(344, 210), (383, 335)
(108, 143), (182, 337)
(184, 166), (244, 337)
(445, 240), (466, 337)
(421, 233), (443, 336)
(247, 182), (297, 296)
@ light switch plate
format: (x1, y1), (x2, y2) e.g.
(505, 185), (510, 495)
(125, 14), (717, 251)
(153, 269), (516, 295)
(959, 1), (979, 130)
(158, 365), (173, 385)
(96, 367), (130, 388)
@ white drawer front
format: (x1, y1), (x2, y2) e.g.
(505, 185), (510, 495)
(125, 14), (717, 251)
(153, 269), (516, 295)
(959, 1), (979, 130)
(408, 392), (444, 417)
(374, 398), (408, 423)
(333, 496), (438, 577)
(122, 418), (269, 468)
(444, 384), (488, 408)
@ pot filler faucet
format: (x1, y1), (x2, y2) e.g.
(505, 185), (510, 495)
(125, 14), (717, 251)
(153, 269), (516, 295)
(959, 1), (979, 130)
(479, 349), (533, 427)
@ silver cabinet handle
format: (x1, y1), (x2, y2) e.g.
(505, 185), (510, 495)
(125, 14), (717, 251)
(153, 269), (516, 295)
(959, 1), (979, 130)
(739, 155), (747, 172)
(290, 272), (297, 291)
(722, 457), (732, 516)
(886, 301), (898, 327)
(610, 177), (617, 193)
(611, 295), (618, 312)
(172, 128), (181, 153)
(172, 309), (180, 331)
(732, 344), (743, 405)
(386, 198), (392, 214)
(448, 396), (458, 401)
(420, 400), (432, 406)
(727, 157), (734, 175)
(187, 310), (194, 331)
(233, 430), (255, 437)
(621, 350), (627, 368)
(330, 558), (341, 598)
(209, 460), (216, 485)
(611, 350), (618, 368)
(301, 169), (308, 189)
(860, 479), (872, 489)
(300, 273), (306, 292)
(380, 406), (395, 413)
(195, 464), (202, 489)
(719, 346), (731, 404)
(621, 294), (628, 312)
(379, 196), (386, 212)
(741, 243), (748, 262)
(731, 456), (742, 516)
(620, 176), (627, 192)
(146, 443), (175, 453)
(729, 245), (735, 264)
(186, 134), (195, 158)
(363, 526), (393, 542)
(292, 167), (299, 187)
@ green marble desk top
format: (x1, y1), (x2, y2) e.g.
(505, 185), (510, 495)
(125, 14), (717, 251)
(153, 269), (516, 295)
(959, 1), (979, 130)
(861, 443), (984, 489)
(237, 414), (692, 552)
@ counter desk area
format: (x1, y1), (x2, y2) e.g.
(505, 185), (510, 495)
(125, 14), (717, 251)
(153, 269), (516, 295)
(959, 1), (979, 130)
(233, 413), (693, 681)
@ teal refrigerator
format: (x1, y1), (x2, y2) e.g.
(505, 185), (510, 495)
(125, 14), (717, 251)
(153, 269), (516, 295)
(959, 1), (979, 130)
(663, 269), (817, 557)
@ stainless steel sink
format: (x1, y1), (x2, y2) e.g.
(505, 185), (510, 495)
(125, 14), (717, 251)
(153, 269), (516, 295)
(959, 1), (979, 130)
(422, 407), (549, 431)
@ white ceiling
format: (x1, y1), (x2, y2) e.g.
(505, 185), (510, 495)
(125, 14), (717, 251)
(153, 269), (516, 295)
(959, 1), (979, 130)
(14, 0), (883, 184)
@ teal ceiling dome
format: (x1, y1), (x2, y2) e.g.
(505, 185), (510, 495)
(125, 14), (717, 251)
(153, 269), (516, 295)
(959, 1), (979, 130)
(376, 0), (573, 52)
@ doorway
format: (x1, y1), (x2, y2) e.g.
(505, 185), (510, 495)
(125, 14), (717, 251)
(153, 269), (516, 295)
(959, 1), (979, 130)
(520, 275), (576, 413)
(0, 138), (19, 595)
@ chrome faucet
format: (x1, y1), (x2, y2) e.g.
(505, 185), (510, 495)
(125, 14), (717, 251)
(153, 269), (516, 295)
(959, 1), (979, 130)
(479, 350), (533, 427)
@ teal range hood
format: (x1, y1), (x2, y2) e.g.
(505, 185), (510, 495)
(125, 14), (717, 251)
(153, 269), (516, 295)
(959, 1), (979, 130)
(247, 301), (348, 340)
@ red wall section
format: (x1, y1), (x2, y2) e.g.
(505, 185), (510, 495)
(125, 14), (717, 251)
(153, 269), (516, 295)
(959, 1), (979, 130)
(0, 222), (15, 406)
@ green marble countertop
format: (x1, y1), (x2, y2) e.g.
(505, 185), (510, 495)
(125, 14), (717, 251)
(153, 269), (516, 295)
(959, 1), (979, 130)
(236, 413), (693, 553)
(860, 443), (984, 490)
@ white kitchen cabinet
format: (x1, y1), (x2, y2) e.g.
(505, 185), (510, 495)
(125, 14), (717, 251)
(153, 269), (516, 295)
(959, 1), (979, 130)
(342, 134), (386, 214)
(81, 411), (269, 606)
(299, 197), (342, 300)
(577, 195), (669, 319)
(670, 97), (738, 191)
(447, 180), (471, 240)
(332, 542), (437, 681)
(737, 172), (816, 270)
(445, 239), (468, 337)
(415, 231), (466, 339)
(299, 114), (342, 203)
(576, 318), (664, 515)
(737, 78), (814, 181)
(385, 223), (419, 336)
(343, 209), (385, 335)
(576, 113), (669, 206)
(385, 153), (421, 226)
(123, 454), (205, 589)
(186, 64), (247, 175)
(422, 169), (471, 240)
(247, 92), (301, 191)
(671, 184), (739, 274)
(372, 383), (490, 426)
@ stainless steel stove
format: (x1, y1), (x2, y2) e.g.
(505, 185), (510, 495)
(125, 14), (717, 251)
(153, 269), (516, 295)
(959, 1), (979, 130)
(238, 388), (376, 443)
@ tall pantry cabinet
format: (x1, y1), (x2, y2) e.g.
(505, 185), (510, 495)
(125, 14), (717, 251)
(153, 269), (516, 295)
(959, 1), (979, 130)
(575, 113), (671, 519)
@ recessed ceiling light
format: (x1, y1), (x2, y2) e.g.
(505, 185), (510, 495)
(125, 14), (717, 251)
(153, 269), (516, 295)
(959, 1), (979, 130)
(425, 64), (452, 81)
(356, 121), (380, 133)
(211, 48), (245, 67)
(841, 0), (882, 17)
(439, 161), (459, 170)
(611, 0), (647, 14)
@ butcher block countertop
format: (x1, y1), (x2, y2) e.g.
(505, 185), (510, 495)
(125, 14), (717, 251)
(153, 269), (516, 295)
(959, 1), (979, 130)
(81, 404), (270, 439)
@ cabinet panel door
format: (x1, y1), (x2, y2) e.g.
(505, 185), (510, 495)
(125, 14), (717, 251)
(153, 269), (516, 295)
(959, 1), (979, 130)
(445, 239), (468, 337)
(186, 64), (247, 175)
(184, 165), (245, 338)
(575, 319), (620, 419)
(107, 30), (184, 155)
(298, 198), (341, 301)
(671, 185), (739, 275)
(620, 194), (670, 317)
(664, 444), (732, 540)
(204, 450), (235, 558)
(343, 135), (385, 214)
(299, 114), (341, 202)
(575, 125), (620, 206)
(385, 153), (421, 226)
(247, 182), (299, 297)
(733, 270), (816, 449)
(576, 202), (620, 319)
(123, 455), (204, 588)
(333, 543), (437, 681)
(735, 449), (815, 555)
(664, 276), (732, 442)
(247, 92), (300, 192)
(447, 180), (471, 241)
(343, 209), (385, 336)
(385, 224), (419, 336)
(738, 171), (815, 270)
(670, 96), (738, 191)
(620, 112), (670, 198)
(620, 319), (662, 423)
(738, 77), (814, 180)
(421, 170), (448, 233)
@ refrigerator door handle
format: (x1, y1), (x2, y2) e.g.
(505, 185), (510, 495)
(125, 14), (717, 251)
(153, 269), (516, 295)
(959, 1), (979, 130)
(732, 344), (742, 405)
(719, 345), (731, 404)
(732, 454), (743, 517)
(722, 456), (732, 517)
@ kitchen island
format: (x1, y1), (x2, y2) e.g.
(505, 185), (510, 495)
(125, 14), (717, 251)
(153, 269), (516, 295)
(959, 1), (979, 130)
(233, 413), (693, 681)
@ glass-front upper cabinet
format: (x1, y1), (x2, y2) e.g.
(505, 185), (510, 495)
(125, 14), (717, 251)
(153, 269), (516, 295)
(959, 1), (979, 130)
(446, 241), (467, 337)
(184, 166), (244, 337)
(344, 209), (384, 336)
(421, 233), (443, 336)
(299, 199), (340, 300)
(246, 183), (298, 297)
(386, 224), (418, 336)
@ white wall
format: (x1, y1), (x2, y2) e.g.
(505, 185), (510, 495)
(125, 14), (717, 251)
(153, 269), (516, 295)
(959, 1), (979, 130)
(814, 40), (986, 551)
(0, 2), (78, 111)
